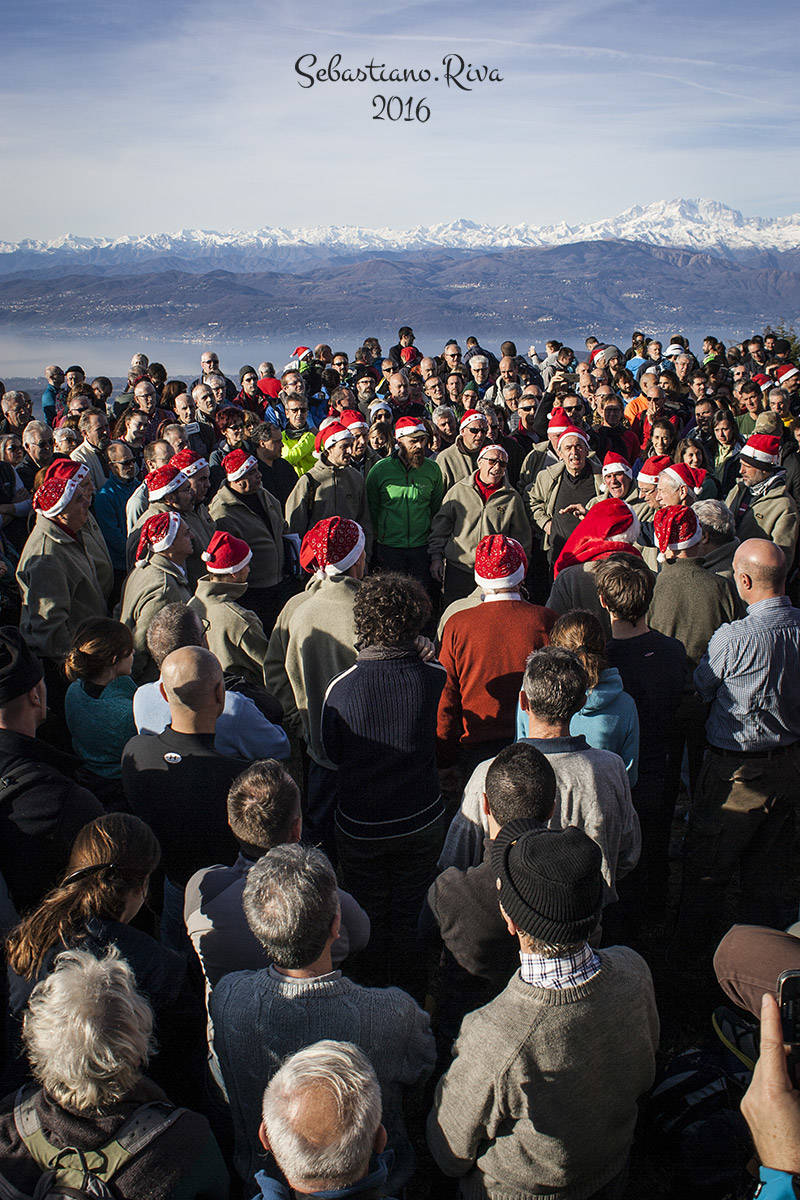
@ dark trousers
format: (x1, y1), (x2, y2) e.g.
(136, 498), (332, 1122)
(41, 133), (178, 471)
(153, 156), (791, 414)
(244, 580), (292, 636)
(373, 542), (439, 633)
(616, 767), (676, 924)
(442, 561), (477, 608)
(337, 815), (445, 1002)
(676, 744), (800, 953)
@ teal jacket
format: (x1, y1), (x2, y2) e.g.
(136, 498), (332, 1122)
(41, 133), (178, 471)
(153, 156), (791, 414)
(366, 452), (444, 548)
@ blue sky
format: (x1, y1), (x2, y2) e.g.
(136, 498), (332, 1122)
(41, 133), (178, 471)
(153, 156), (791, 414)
(3, 0), (799, 240)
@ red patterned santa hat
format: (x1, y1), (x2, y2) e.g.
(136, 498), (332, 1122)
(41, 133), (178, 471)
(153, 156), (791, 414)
(460, 409), (488, 433)
(601, 451), (633, 481)
(314, 421), (353, 458)
(340, 409), (368, 434)
(547, 407), (570, 436)
(557, 426), (589, 451)
(637, 455), (672, 487)
(145, 464), (187, 500)
(299, 517), (365, 580)
(474, 534), (527, 591)
(553, 498), (641, 577)
(740, 433), (782, 469)
(33, 460), (90, 517)
(135, 511), (182, 562)
(201, 530), (252, 575)
(775, 364), (799, 386)
(170, 447), (209, 477)
(654, 504), (702, 558)
(395, 416), (427, 438)
(223, 449), (258, 481)
(660, 462), (706, 497)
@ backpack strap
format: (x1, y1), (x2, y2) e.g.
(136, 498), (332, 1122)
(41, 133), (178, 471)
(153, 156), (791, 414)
(14, 1087), (186, 1185)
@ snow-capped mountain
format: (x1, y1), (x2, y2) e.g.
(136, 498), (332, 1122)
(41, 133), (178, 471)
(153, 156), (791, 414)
(2, 199), (800, 274)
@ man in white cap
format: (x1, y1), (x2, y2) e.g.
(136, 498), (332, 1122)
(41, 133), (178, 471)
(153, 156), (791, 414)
(366, 416), (444, 590)
(435, 409), (489, 492)
(725, 433), (799, 562)
(284, 420), (371, 546)
(527, 425), (603, 567)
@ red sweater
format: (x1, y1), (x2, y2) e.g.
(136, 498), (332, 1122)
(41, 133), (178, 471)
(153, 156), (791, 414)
(437, 598), (557, 764)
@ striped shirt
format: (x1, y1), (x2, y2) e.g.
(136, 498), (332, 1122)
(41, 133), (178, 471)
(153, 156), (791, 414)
(520, 942), (601, 990)
(694, 595), (800, 752)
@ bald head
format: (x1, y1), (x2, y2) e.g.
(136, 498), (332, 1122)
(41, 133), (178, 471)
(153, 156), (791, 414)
(733, 538), (787, 601)
(161, 646), (224, 723)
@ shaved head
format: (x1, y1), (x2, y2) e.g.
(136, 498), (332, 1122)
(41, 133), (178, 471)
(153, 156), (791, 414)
(733, 538), (787, 596)
(161, 646), (223, 713)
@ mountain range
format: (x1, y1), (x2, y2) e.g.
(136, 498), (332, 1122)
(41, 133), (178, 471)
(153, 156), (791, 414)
(1, 199), (799, 340)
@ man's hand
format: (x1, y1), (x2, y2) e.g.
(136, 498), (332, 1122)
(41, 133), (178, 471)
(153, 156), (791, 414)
(741, 993), (800, 1174)
(558, 503), (587, 518)
(430, 556), (444, 584)
(414, 635), (436, 663)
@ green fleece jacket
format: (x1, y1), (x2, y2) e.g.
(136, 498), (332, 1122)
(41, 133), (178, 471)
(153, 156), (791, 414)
(189, 576), (269, 687)
(429, 476), (532, 570)
(366, 452), (444, 548)
(264, 574), (359, 766)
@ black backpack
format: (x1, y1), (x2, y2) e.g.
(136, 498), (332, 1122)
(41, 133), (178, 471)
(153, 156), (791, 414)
(0, 1086), (185, 1199)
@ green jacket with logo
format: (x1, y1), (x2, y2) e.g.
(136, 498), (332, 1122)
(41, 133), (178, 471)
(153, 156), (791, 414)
(366, 452), (445, 549)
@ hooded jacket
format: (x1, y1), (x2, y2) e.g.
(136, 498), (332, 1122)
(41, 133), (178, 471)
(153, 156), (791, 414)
(189, 576), (270, 687)
(208, 483), (287, 590)
(119, 553), (192, 680)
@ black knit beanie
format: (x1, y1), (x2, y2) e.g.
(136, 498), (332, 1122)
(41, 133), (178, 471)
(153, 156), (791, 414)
(239, 365), (257, 382)
(490, 823), (603, 944)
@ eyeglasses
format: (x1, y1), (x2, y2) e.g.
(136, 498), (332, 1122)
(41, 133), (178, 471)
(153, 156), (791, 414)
(482, 458), (506, 468)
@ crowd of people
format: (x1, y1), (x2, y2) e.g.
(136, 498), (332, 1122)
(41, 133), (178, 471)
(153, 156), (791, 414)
(1, 326), (800, 1198)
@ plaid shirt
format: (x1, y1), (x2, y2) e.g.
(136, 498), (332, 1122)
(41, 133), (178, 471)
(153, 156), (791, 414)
(520, 942), (601, 990)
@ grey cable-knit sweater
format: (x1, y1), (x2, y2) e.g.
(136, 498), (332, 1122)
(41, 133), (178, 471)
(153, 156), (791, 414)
(209, 966), (435, 1190)
(427, 948), (659, 1200)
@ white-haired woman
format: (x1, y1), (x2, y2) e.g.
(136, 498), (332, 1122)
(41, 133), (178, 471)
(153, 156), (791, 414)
(0, 947), (229, 1198)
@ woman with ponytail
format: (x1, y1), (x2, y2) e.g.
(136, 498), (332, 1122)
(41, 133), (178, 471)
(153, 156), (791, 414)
(63, 618), (137, 802)
(5, 813), (205, 1104)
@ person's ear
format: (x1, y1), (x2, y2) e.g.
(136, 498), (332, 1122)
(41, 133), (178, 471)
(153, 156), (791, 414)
(329, 906), (342, 943)
(373, 1123), (388, 1155)
(482, 792), (490, 816)
(290, 814), (302, 844)
(499, 900), (518, 939)
(597, 592), (609, 613)
(258, 1120), (271, 1153)
(519, 690), (530, 713)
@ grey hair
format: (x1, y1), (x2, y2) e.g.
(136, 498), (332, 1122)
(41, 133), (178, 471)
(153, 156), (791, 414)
(1, 390), (25, 411)
(243, 844), (338, 968)
(692, 499), (735, 542)
(204, 372), (226, 388)
(262, 1041), (381, 1190)
(78, 409), (106, 435)
(145, 602), (204, 666)
(191, 383), (213, 403)
(53, 426), (79, 448)
(521, 647), (588, 724)
(23, 947), (154, 1114)
(432, 405), (457, 421)
(22, 420), (52, 446)
(471, 355), (489, 368)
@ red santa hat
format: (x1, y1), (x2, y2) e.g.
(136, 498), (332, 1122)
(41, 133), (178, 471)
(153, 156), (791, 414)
(201, 530), (252, 574)
(740, 433), (782, 469)
(601, 451), (633, 481)
(340, 409), (368, 434)
(459, 409), (488, 433)
(477, 443), (508, 464)
(145, 464), (187, 500)
(557, 425), (590, 451)
(33, 460), (90, 517)
(637, 454), (673, 487)
(660, 462), (706, 498)
(752, 373), (773, 394)
(547, 406), (570, 436)
(135, 511), (182, 562)
(775, 364), (799, 386)
(170, 447), (209, 477)
(395, 416), (427, 438)
(588, 345), (607, 366)
(553, 498), (641, 577)
(291, 346), (312, 361)
(314, 420), (353, 458)
(474, 534), (527, 591)
(654, 504), (702, 558)
(400, 346), (422, 367)
(223, 449), (258, 482)
(299, 516), (365, 580)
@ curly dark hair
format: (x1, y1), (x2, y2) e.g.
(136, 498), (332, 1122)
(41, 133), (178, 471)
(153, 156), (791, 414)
(353, 573), (431, 649)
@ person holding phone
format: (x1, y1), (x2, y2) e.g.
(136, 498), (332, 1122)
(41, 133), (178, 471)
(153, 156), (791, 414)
(741, 992), (800, 1197)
